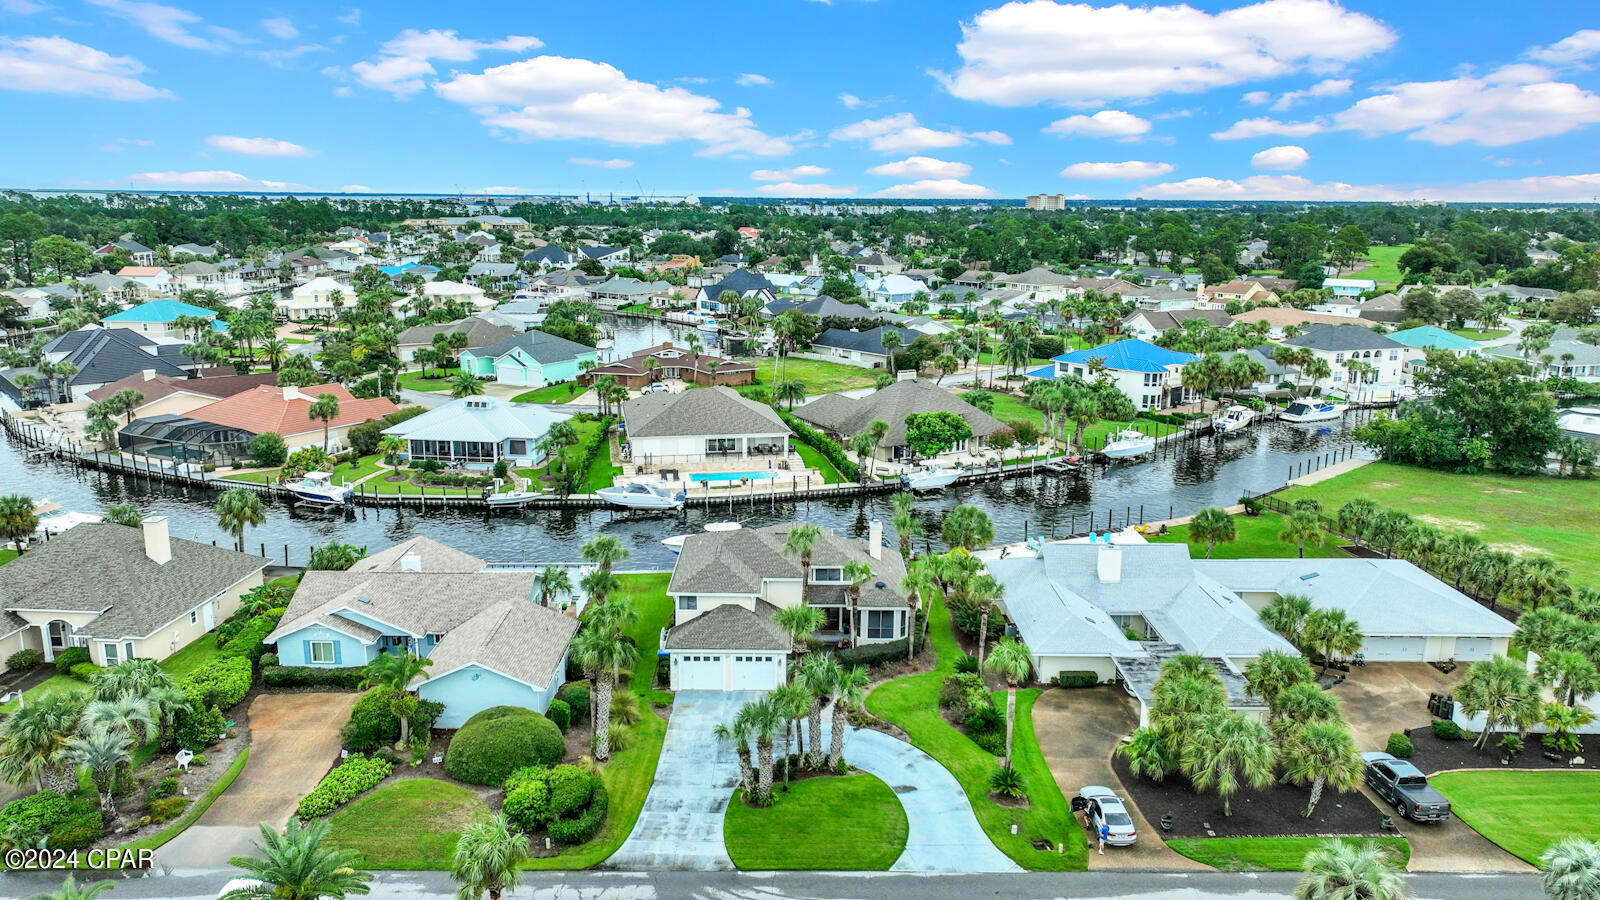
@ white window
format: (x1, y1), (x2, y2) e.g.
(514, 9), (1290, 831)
(811, 568), (843, 583)
(1335, 352), (1344, 363)
(124, 642), (134, 661)
(309, 641), (336, 664)
(1389, 351), (1398, 361)
(102, 642), (119, 665)
(679, 596), (698, 611)
(190, 610), (198, 625)
(866, 611), (897, 640)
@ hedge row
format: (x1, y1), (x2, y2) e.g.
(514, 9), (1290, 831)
(296, 754), (392, 818)
(1056, 671), (1100, 688)
(218, 615), (276, 666)
(262, 665), (367, 690)
(183, 656), (252, 710)
(834, 629), (925, 668)
(570, 416), (615, 493)
(0, 791), (102, 851)
(777, 409), (859, 482)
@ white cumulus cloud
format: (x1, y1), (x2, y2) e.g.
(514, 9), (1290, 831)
(1043, 109), (1151, 138)
(830, 113), (1010, 152)
(349, 28), (541, 97)
(570, 157), (634, 168)
(873, 179), (996, 198)
(839, 92), (863, 108)
(1270, 77), (1352, 110)
(937, 0), (1395, 106)
(1211, 116), (1326, 139)
(736, 72), (772, 87)
(0, 36), (171, 100)
(1251, 145), (1310, 170)
(750, 182), (858, 197)
(88, 0), (240, 52)
(435, 56), (791, 156)
(205, 135), (313, 156)
(751, 165), (830, 181)
(1061, 160), (1174, 179)
(865, 156), (973, 179)
(1329, 64), (1600, 146)
(126, 170), (307, 190)
(1134, 171), (1600, 202)
(1526, 29), (1600, 66)
(340, 184), (373, 192)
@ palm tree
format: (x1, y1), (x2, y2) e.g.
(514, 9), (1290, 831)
(90, 658), (175, 702)
(890, 491), (922, 558)
(867, 419), (890, 477)
(1540, 837), (1600, 900)
(713, 711), (757, 795)
(0, 694), (81, 793)
(1456, 655), (1545, 750)
(62, 725), (131, 813)
(970, 573), (1004, 667)
(1280, 719), (1364, 817)
(222, 817), (372, 900)
(1536, 650), (1600, 708)
(781, 523), (823, 584)
(377, 434), (405, 467)
(842, 559), (873, 646)
(23, 876), (114, 900)
(880, 329), (903, 376)
(449, 815), (527, 900)
(82, 694), (155, 744)
(1303, 608), (1363, 675)
(102, 503), (142, 527)
(1180, 712), (1276, 816)
(1187, 507), (1236, 559)
(263, 339), (288, 372)
(307, 392), (341, 452)
(770, 680), (813, 783)
(580, 535), (630, 576)
(0, 494), (39, 555)
(940, 504), (994, 551)
(772, 378), (807, 410)
(1294, 839), (1411, 900)
(827, 665), (869, 770)
(1243, 650), (1315, 721)
(359, 651), (434, 748)
(1278, 510), (1325, 558)
(774, 604), (824, 662)
(935, 352), (960, 385)
(1335, 498), (1380, 547)
(742, 695), (785, 805)
(534, 565), (572, 608)
(984, 638), (1032, 765)
(449, 373), (485, 399)
(848, 432), (876, 483)
(570, 625), (637, 762)
(1270, 681), (1343, 739)
(1115, 728), (1178, 782)
(1506, 555), (1572, 611)
(214, 488), (266, 552)
(797, 654), (840, 769)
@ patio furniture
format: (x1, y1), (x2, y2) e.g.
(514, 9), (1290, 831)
(175, 749), (194, 772)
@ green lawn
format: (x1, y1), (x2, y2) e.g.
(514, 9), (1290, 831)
(158, 633), (224, 681)
(1432, 770), (1600, 864)
(1166, 836), (1409, 872)
(794, 441), (846, 484)
(1350, 244), (1411, 286)
(0, 673), (86, 713)
(742, 356), (879, 394)
(224, 468), (280, 484)
(1451, 328), (1511, 341)
(865, 595), (1087, 871)
(616, 573), (673, 704)
(1079, 418), (1180, 452)
(984, 391), (1043, 430)
(326, 778), (491, 869)
(724, 774), (907, 870)
(515, 420), (617, 494)
(1281, 461), (1600, 585)
(330, 453), (385, 484)
(512, 381), (585, 403)
(0, 549), (15, 566)
(396, 370), (459, 392)
(1148, 510), (1353, 560)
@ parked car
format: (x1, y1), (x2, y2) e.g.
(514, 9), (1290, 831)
(640, 381), (670, 394)
(1361, 751), (1451, 821)
(1077, 785), (1137, 845)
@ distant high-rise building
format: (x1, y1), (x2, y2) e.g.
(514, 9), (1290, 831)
(1027, 194), (1066, 211)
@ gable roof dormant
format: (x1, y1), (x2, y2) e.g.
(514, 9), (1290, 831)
(349, 536), (487, 573)
(622, 386), (789, 439)
(793, 379), (1005, 447)
(663, 601), (790, 652)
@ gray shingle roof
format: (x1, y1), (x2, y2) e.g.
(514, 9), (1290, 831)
(0, 524), (265, 640)
(1283, 323), (1404, 352)
(267, 571), (537, 643)
(397, 316), (514, 349)
(811, 326), (920, 356)
(473, 329), (597, 365)
(794, 379), (1005, 447)
(622, 385), (789, 438)
(349, 537), (487, 573)
(663, 601), (790, 651)
(669, 524), (908, 609)
(417, 599), (578, 689)
(44, 327), (192, 386)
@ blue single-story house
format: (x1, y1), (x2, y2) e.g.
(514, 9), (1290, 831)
(265, 538), (581, 728)
(459, 330), (600, 388)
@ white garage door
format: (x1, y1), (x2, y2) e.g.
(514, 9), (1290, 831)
(1453, 638), (1495, 661)
(676, 654), (723, 690)
(731, 654), (780, 691)
(1363, 637), (1427, 661)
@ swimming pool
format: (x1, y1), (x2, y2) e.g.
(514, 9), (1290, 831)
(690, 470), (775, 483)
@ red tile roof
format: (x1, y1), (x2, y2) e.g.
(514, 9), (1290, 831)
(187, 383), (397, 437)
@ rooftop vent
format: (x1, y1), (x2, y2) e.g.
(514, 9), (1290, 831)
(357, 596), (372, 604)
(1299, 572), (1320, 581)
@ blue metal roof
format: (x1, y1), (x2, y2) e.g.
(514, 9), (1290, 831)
(1387, 325), (1480, 351)
(1052, 339), (1196, 373)
(102, 299), (218, 324)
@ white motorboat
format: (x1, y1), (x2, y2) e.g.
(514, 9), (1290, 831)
(1280, 400), (1349, 423)
(660, 520), (743, 554)
(595, 337), (615, 350)
(1213, 404), (1256, 435)
(596, 481), (686, 510)
(288, 471), (354, 506)
(485, 490), (540, 509)
(900, 465), (961, 492)
(1100, 428), (1156, 458)
(696, 316), (722, 333)
(30, 501), (101, 538)
(1557, 406), (1600, 442)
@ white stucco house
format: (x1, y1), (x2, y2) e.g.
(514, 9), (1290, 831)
(620, 385), (792, 465)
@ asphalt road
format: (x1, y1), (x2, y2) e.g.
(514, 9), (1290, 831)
(0, 869), (1549, 900)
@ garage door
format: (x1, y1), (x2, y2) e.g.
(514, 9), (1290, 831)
(730, 654), (779, 691)
(1453, 637), (1496, 661)
(676, 654), (723, 690)
(1363, 637), (1427, 661)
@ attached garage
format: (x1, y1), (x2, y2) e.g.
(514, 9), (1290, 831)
(1362, 637), (1429, 661)
(730, 654), (782, 690)
(1450, 637), (1498, 661)
(675, 654), (725, 691)
(662, 603), (791, 692)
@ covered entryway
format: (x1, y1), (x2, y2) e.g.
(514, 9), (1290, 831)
(675, 654), (724, 690)
(1363, 636), (1428, 661)
(729, 654), (781, 691)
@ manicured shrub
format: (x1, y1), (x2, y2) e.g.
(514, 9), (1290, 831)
(1057, 671), (1100, 688)
(1498, 733), (1524, 757)
(834, 631), (924, 669)
(965, 705), (1003, 736)
(170, 703), (226, 752)
(47, 799), (102, 850)
(546, 766), (597, 818)
(1431, 719), (1463, 741)
(546, 782), (608, 845)
(182, 656), (252, 709)
(502, 771), (552, 831)
(1386, 732), (1414, 758)
(341, 687), (444, 753)
(557, 683), (591, 723)
(261, 665), (366, 690)
(53, 647), (89, 676)
(990, 763), (1026, 799)
(69, 663), (101, 682)
(6, 649), (40, 672)
(259, 653), (279, 669)
(444, 706), (565, 787)
(218, 615), (276, 666)
(546, 699), (571, 733)
(939, 673), (989, 720)
(146, 796), (190, 823)
(296, 754), (392, 818)
(954, 654), (979, 674)
(146, 777), (179, 801)
(776, 409), (859, 481)
(248, 431), (288, 467)
(0, 792), (71, 848)
(971, 731), (1005, 757)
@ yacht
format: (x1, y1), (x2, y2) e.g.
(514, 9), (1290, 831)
(900, 465), (961, 492)
(1100, 428), (1156, 459)
(1557, 406), (1600, 442)
(1280, 400), (1349, 423)
(696, 315), (723, 333)
(288, 471), (354, 506)
(1213, 404), (1256, 435)
(661, 521), (743, 554)
(596, 481), (686, 510)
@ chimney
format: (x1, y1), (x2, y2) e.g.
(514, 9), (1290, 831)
(868, 520), (882, 560)
(143, 515), (172, 565)
(1096, 544), (1122, 584)
(141, 369), (157, 381)
(400, 551), (422, 572)
(282, 385), (299, 401)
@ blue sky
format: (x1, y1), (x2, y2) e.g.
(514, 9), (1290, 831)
(2, 0), (1599, 201)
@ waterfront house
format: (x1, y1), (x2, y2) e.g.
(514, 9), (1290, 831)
(1118, 308), (1232, 341)
(1487, 327), (1600, 382)
(36, 326), (204, 402)
(458, 330), (598, 388)
(1035, 339), (1197, 411)
(793, 379), (1005, 463)
(694, 269), (776, 315)
(415, 280), (493, 314)
(396, 316), (515, 364)
(1387, 325), (1482, 359)
(381, 396), (572, 467)
(120, 383), (396, 458)
(809, 326), (920, 369)
(1282, 323), (1418, 393)
(115, 267), (176, 297)
(621, 385), (790, 465)
(87, 370), (277, 419)
(280, 276), (353, 321)
(580, 342), (756, 389)
(0, 518), (265, 669)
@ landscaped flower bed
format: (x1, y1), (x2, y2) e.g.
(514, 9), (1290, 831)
(1403, 723), (1600, 773)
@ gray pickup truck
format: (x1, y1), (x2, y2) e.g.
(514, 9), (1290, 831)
(1361, 751), (1451, 821)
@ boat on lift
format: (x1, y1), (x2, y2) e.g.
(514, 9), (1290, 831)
(1280, 399), (1349, 423)
(900, 465), (961, 492)
(1213, 404), (1256, 435)
(1557, 406), (1600, 442)
(596, 481), (686, 510)
(695, 314), (723, 333)
(288, 471), (354, 506)
(660, 520), (743, 554)
(1100, 428), (1156, 459)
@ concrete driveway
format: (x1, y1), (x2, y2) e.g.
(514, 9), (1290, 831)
(607, 691), (759, 871)
(840, 726), (1021, 873)
(157, 691), (361, 872)
(1332, 663), (1532, 873)
(1032, 687), (1207, 871)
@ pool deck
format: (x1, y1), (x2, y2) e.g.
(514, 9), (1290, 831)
(620, 455), (824, 496)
